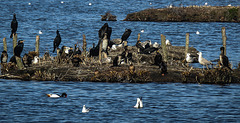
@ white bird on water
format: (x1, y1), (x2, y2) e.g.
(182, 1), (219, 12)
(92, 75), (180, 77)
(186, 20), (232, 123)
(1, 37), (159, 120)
(39, 30), (43, 34)
(196, 31), (200, 35)
(197, 52), (212, 69)
(89, 3), (92, 6)
(141, 29), (144, 33)
(82, 105), (90, 113)
(134, 97), (143, 108)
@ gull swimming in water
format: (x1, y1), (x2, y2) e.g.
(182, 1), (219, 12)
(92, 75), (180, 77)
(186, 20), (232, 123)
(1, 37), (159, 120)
(196, 31), (200, 35)
(82, 105), (90, 113)
(39, 30), (43, 34)
(134, 97), (143, 108)
(197, 52), (212, 70)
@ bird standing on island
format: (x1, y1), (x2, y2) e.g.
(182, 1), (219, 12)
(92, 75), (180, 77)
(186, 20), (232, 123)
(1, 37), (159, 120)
(197, 52), (212, 70)
(121, 28), (132, 43)
(1, 51), (8, 63)
(219, 47), (232, 71)
(10, 13), (18, 38)
(14, 40), (24, 57)
(53, 30), (61, 53)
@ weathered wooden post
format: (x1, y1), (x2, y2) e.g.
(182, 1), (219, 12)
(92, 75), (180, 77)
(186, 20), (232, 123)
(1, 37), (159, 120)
(3, 37), (7, 52)
(15, 56), (24, 69)
(161, 34), (167, 62)
(185, 33), (190, 59)
(137, 33), (141, 41)
(82, 34), (87, 57)
(222, 27), (227, 55)
(13, 33), (17, 52)
(35, 35), (40, 56)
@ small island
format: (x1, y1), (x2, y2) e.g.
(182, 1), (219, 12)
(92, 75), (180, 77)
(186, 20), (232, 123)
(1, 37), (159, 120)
(123, 6), (240, 22)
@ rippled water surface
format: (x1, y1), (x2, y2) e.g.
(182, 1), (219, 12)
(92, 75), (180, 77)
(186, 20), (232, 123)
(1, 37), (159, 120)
(0, 80), (240, 122)
(0, 0), (240, 122)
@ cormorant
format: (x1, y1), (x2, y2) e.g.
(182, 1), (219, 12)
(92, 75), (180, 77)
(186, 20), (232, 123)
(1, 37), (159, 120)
(102, 33), (108, 55)
(121, 29), (132, 43)
(98, 23), (109, 40)
(53, 30), (61, 53)
(9, 55), (17, 64)
(22, 53), (31, 67)
(160, 61), (168, 76)
(136, 40), (145, 53)
(1, 51), (8, 63)
(154, 51), (162, 66)
(220, 47), (232, 71)
(10, 13), (18, 38)
(14, 40), (24, 57)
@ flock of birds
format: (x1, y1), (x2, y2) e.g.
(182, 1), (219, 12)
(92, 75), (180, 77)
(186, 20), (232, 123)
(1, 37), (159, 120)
(46, 92), (143, 113)
(0, 13), (233, 75)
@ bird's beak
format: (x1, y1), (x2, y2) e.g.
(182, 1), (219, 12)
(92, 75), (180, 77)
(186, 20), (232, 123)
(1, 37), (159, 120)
(21, 40), (25, 43)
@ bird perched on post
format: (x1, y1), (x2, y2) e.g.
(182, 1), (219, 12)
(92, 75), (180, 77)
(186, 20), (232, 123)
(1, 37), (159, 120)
(53, 30), (61, 53)
(10, 13), (18, 38)
(219, 47), (232, 71)
(1, 51), (8, 63)
(14, 40), (24, 57)
(121, 29), (132, 43)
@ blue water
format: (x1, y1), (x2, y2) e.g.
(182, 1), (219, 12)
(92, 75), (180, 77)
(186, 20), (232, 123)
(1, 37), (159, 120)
(0, 80), (240, 122)
(0, 0), (240, 122)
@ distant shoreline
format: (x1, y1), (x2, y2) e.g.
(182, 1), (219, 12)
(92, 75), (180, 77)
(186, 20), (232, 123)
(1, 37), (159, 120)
(123, 6), (240, 22)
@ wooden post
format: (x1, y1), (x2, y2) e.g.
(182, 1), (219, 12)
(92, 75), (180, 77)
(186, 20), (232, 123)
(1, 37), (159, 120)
(137, 33), (141, 41)
(35, 35), (40, 56)
(99, 39), (102, 63)
(3, 37), (7, 52)
(185, 33), (190, 59)
(161, 34), (167, 62)
(15, 56), (24, 69)
(82, 34), (87, 57)
(13, 33), (17, 52)
(222, 27), (227, 55)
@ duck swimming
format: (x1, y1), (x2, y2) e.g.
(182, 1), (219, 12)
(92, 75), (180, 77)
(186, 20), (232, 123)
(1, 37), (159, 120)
(47, 93), (67, 98)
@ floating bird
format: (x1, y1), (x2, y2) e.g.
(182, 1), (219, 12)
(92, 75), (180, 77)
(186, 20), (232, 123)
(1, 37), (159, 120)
(10, 13), (18, 38)
(39, 30), (43, 34)
(219, 47), (232, 71)
(61, 1), (64, 4)
(53, 30), (61, 53)
(121, 29), (132, 43)
(47, 93), (67, 98)
(166, 39), (172, 46)
(88, 3), (92, 6)
(196, 31), (200, 35)
(28, 2), (31, 5)
(82, 105), (90, 113)
(204, 2), (208, 6)
(1, 51), (8, 64)
(134, 97), (143, 108)
(14, 40), (24, 57)
(197, 52), (212, 69)
(141, 29), (144, 33)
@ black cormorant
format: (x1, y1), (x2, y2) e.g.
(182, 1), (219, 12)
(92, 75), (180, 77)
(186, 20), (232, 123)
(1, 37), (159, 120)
(1, 50), (8, 63)
(14, 40), (24, 57)
(98, 23), (109, 40)
(220, 47), (232, 71)
(53, 30), (61, 53)
(154, 51), (162, 66)
(121, 29), (132, 43)
(10, 13), (18, 38)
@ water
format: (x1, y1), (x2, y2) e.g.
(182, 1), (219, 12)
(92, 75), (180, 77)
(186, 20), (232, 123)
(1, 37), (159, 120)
(0, 79), (239, 122)
(0, 0), (240, 122)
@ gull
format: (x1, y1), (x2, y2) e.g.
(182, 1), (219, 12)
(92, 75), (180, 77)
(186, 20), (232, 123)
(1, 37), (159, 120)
(82, 105), (90, 113)
(47, 93), (67, 98)
(186, 53), (197, 63)
(197, 52), (212, 70)
(61, 1), (64, 4)
(32, 56), (40, 64)
(166, 39), (172, 46)
(196, 31), (200, 35)
(28, 3), (31, 5)
(141, 29), (144, 33)
(39, 30), (43, 34)
(89, 3), (92, 6)
(134, 97), (143, 108)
